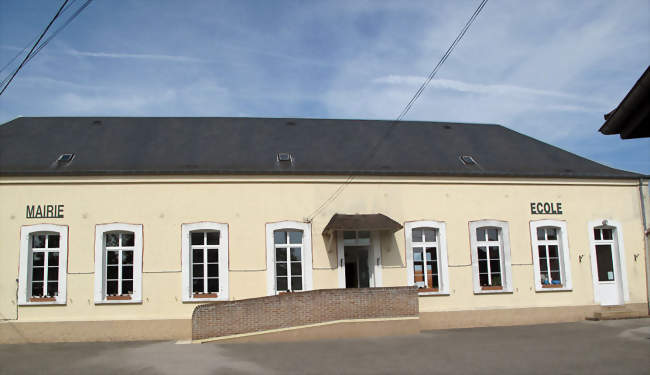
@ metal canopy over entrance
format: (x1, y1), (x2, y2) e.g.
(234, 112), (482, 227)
(323, 213), (403, 235)
(326, 213), (402, 289)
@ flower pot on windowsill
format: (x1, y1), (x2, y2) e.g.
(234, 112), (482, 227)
(481, 285), (503, 291)
(542, 284), (563, 288)
(418, 288), (440, 293)
(29, 297), (56, 302)
(193, 293), (218, 298)
(106, 295), (132, 301)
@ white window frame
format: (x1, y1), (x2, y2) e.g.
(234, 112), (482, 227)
(18, 224), (68, 305)
(588, 219), (630, 304)
(405, 221), (450, 295)
(94, 223), (143, 304)
(469, 220), (513, 294)
(266, 221), (313, 296)
(181, 222), (229, 302)
(530, 220), (572, 292)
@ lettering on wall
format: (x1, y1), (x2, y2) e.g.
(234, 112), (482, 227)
(26, 205), (64, 219)
(530, 202), (562, 215)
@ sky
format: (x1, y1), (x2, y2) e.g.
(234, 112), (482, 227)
(0, 0), (648, 174)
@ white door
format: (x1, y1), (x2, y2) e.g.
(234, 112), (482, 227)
(592, 228), (623, 306)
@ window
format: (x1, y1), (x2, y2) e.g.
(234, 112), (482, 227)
(530, 220), (572, 291)
(181, 222), (229, 302)
(405, 221), (450, 295)
(469, 220), (512, 293)
(94, 223), (142, 303)
(343, 230), (371, 246)
(18, 224), (68, 305)
(266, 221), (313, 295)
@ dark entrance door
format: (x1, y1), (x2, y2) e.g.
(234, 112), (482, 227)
(345, 246), (370, 288)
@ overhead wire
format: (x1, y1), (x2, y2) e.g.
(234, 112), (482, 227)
(0, 0), (70, 96)
(0, 0), (80, 76)
(0, 0), (93, 96)
(306, 0), (489, 222)
(24, 0), (94, 66)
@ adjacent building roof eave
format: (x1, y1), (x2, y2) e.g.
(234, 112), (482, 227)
(599, 66), (650, 139)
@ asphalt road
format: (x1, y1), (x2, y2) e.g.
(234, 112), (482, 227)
(1, 318), (649, 374)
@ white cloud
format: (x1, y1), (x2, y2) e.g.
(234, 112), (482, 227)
(372, 75), (606, 105)
(65, 48), (208, 63)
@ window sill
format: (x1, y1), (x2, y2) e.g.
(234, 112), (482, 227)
(182, 293), (228, 303)
(29, 297), (56, 302)
(95, 296), (142, 304)
(474, 285), (512, 294)
(481, 286), (503, 291)
(193, 293), (218, 299)
(106, 295), (132, 301)
(20, 297), (65, 306)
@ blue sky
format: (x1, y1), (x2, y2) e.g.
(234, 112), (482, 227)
(1, 0), (648, 174)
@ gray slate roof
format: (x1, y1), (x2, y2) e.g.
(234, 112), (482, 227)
(0, 117), (641, 178)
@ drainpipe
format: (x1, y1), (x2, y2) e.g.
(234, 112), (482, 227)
(639, 178), (650, 314)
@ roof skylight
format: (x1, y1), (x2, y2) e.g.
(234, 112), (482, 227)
(57, 153), (75, 163)
(459, 155), (477, 165)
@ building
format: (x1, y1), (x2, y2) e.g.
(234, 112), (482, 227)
(599, 65), (650, 139)
(0, 117), (648, 343)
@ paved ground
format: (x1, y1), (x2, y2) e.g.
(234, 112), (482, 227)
(1, 318), (649, 374)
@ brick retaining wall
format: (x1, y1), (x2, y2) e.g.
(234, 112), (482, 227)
(192, 287), (418, 340)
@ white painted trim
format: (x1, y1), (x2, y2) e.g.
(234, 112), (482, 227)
(404, 221), (450, 295)
(336, 230), (384, 288)
(94, 223), (143, 304)
(2, 175), (638, 187)
(265, 221), (313, 296)
(337, 230), (346, 288)
(371, 231), (382, 287)
(181, 222), (229, 302)
(588, 219), (629, 305)
(529, 220), (573, 292)
(469, 220), (513, 294)
(18, 224), (68, 306)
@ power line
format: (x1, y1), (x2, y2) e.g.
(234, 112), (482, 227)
(24, 0), (94, 66)
(0, 0), (94, 92)
(306, 0), (489, 221)
(0, 0), (80, 76)
(0, 0), (69, 96)
(0, 0), (93, 96)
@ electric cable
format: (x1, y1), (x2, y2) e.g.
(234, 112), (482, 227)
(306, 0), (489, 221)
(0, 0), (80, 76)
(0, 0), (92, 96)
(0, 0), (69, 96)
(24, 0), (94, 66)
(0, 0), (93, 91)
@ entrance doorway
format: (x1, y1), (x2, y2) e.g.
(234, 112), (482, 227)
(345, 246), (370, 288)
(591, 225), (624, 306)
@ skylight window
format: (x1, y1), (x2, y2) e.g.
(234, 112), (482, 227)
(57, 153), (75, 163)
(277, 153), (292, 162)
(459, 155), (476, 165)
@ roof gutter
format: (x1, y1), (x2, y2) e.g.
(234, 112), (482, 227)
(639, 178), (650, 314)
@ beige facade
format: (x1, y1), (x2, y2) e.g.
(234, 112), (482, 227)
(1, 174), (648, 341)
